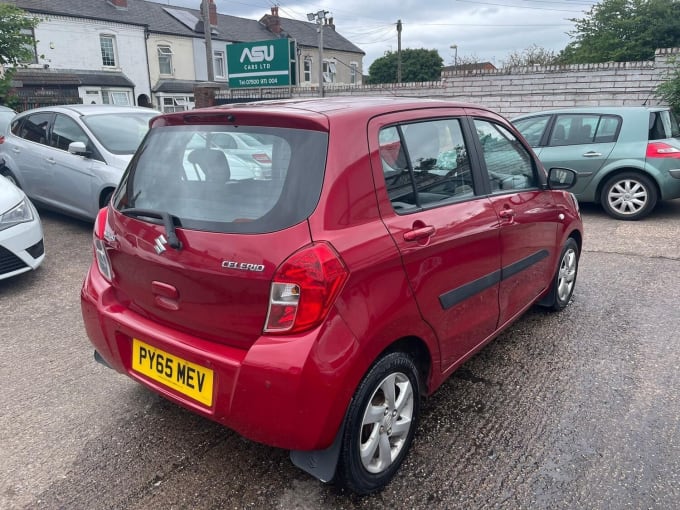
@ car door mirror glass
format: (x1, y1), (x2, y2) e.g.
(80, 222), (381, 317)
(548, 167), (577, 189)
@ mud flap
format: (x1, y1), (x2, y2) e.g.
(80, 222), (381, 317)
(290, 416), (346, 483)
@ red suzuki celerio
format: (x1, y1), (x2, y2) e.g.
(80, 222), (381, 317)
(81, 97), (583, 494)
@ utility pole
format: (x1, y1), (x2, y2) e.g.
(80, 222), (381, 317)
(397, 19), (402, 84)
(307, 10), (329, 97)
(202, 0), (214, 81)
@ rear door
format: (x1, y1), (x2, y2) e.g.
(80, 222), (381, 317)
(469, 114), (560, 327)
(369, 110), (501, 371)
(7, 112), (54, 199)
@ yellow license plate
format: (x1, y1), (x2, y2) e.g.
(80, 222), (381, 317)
(132, 338), (214, 407)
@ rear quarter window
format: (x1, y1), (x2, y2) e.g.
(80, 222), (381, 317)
(115, 125), (328, 234)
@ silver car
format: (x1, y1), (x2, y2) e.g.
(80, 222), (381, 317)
(0, 104), (159, 221)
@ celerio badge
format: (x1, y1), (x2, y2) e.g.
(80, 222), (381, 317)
(222, 260), (265, 272)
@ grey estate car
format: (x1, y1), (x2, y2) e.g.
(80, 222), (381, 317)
(513, 106), (680, 220)
(0, 104), (158, 221)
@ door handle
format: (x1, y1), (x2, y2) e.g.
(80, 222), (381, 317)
(403, 225), (435, 242)
(45, 157), (56, 165)
(582, 151), (602, 157)
(11, 147), (20, 153)
(499, 208), (515, 219)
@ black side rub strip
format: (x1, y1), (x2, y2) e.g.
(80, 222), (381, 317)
(501, 249), (549, 281)
(439, 270), (501, 310)
(439, 249), (549, 310)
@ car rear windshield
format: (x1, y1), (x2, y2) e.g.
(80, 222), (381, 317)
(114, 125), (328, 234)
(648, 110), (680, 140)
(82, 112), (158, 154)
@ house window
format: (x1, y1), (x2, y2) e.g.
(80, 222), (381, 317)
(350, 62), (358, 85)
(158, 45), (173, 75)
(213, 50), (226, 79)
(100, 35), (117, 67)
(20, 28), (38, 64)
(161, 96), (194, 113)
(303, 57), (312, 82)
(322, 60), (336, 83)
(101, 90), (130, 105)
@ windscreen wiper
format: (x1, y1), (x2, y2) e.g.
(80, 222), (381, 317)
(120, 208), (182, 250)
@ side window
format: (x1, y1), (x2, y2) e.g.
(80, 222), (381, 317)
(594, 115), (621, 143)
(19, 113), (52, 145)
(549, 114), (600, 146)
(474, 119), (537, 193)
(513, 115), (550, 147)
(380, 118), (474, 213)
(51, 114), (91, 152)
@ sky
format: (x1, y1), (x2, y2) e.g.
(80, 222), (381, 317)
(148, 0), (600, 71)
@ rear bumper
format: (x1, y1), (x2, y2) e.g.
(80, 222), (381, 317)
(80, 264), (358, 451)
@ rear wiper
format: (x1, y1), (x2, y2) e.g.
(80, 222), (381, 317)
(120, 208), (182, 250)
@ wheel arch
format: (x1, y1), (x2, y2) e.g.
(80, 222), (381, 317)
(593, 166), (660, 205)
(98, 186), (116, 208)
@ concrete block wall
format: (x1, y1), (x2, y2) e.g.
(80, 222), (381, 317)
(287, 48), (679, 118)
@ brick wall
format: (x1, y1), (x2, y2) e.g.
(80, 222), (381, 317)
(293, 47), (680, 117)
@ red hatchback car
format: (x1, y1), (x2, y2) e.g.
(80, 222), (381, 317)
(81, 97), (583, 494)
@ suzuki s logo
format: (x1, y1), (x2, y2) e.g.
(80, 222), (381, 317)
(154, 235), (167, 255)
(240, 45), (275, 63)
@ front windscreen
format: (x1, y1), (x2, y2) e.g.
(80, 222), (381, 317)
(82, 112), (158, 154)
(114, 125), (328, 234)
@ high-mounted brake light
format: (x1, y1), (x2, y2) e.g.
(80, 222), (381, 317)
(93, 207), (114, 282)
(264, 242), (349, 334)
(647, 142), (680, 159)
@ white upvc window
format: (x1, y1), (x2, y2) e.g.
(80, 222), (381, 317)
(303, 57), (312, 83)
(20, 28), (38, 64)
(158, 45), (173, 75)
(101, 89), (131, 105)
(213, 50), (226, 79)
(100, 35), (117, 67)
(350, 62), (358, 85)
(322, 60), (336, 83)
(161, 95), (195, 113)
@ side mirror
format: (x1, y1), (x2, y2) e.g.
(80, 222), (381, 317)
(68, 141), (89, 156)
(547, 167), (577, 190)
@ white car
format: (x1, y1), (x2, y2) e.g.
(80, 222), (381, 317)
(0, 174), (44, 280)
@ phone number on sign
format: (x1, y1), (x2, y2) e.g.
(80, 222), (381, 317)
(238, 77), (281, 86)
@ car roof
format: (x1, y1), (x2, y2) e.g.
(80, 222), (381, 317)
(0, 105), (16, 114)
(512, 105), (668, 120)
(162, 96), (492, 124)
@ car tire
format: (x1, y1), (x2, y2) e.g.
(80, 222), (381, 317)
(336, 351), (421, 495)
(541, 237), (579, 311)
(600, 172), (657, 220)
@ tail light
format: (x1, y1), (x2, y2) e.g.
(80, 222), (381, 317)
(93, 207), (114, 282)
(646, 142), (680, 159)
(0, 136), (5, 144)
(252, 153), (271, 164)
(264, 242), (349, 334)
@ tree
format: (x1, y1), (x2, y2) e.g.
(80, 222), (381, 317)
(558, 0), (680, 64)
(367, 48), (443, 84)
(501, 44), (558, 67)
(0, 4), (40, 105)
(656, 57), (680, 113)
